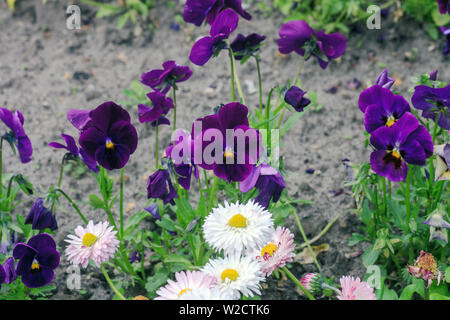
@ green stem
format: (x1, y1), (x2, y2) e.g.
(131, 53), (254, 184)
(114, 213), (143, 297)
(266, 88), (274, 157)
(207, 176), (219, 212)
(51, 155), (66, 212)
(120, 167), (124, 240)
(293, 210), (322, 273)
(228, 48), (236, 102)
(53, 188), (88, 224)
(101, 264), (127, 300)
(282, 267), (315, 300)
(299, 212), (342, 249)
(292, 57), (305, 86)
(172, 88), (177, 133)
(405, 168), (412, 227)
(228, 48), (245, 104)
(255, 56), (263, 117)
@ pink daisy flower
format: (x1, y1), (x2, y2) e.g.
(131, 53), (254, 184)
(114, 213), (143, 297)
(337, 276), (376, 300)
(65, 220), (119, 268)
(301, 273), (317, 291)
(154, 270), (217, 300)
(253, 226), (296, 276)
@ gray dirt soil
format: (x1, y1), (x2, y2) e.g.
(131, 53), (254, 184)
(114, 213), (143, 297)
(0, 0), (448, 299)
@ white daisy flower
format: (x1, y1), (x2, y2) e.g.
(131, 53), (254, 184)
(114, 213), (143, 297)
(202, 253), (265, 299)
(154, 270), (217, 300)
(203, 200), (274, 254)
(65, 220), (119, 268)
(252, 226), (296, 276)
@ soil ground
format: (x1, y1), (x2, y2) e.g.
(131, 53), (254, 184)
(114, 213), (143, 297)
(0, 0), (448, 299)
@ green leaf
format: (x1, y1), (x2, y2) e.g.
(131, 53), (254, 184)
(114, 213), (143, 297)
(117, 12), (130, 29)
(445, 266), (450, 283)
(432, 7), (450, 26)
(362, 245), (381, 267)
(429, 293), (450, 300)
(348, 233), (367, 246)
(125, 210), (151, 233)
(164, 254), (193, 267)
(89, 194), (105, 210)
(280, 111), (305, 137)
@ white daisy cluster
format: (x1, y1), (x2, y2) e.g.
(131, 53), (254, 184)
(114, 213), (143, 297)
(154, 200), (297, 300)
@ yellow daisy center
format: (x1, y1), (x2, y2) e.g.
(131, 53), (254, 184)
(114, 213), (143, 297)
(105, 139), (115, 149)
(261, 243), (278, 258)
(221, 268), (239, 282)
(31, 261), (40, 270)
(228, 214), (247, 228)
(178, 288), (192, 296)
(385, 116), (396, 127)
(82, 232), (98, 247)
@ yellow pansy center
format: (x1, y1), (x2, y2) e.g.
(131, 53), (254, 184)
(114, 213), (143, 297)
(105, 139), (115, 149)
(385, 116), (396, 127)
(391, 149), (402, 159)
(178, 288), (192, 296)
(31, 261), (40, 271)
(82, 232), (98, 247)
(228, 214), (247, 228)
(261, 243), (278, 258)
(221, 268), (239, 282)
(223, 147), (234, 159)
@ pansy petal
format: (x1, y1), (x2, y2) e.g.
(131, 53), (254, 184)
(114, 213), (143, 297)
(190, 37), (215, 66)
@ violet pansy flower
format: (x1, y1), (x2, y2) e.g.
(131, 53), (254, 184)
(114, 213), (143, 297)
(411, 84), (450, 130)
(141, 60), (192, 95)
(25, 198), (58, 231)
(369, 113), (433, 181)
(49, 133), (99, 173)
(375, 69), (395, 89)
(147, 169), (178, 205)
(240, 163), (286, 209)
(144, 203), (161, 220)
(192, 102), (261, 182)
(183, 0), (251, 26)
(358, 85), (411, 133)
(3, 257), (17, 284)
(0, 108), (33, 163)
(284, 86), (311, 112)
(230, 33), (266, 61)
(189, 8), (239, 66)
(13, 233), (60, 288)
(436, 0), (450, 15)
(138, 91), (174, 127)
(78, 101), (138, 171)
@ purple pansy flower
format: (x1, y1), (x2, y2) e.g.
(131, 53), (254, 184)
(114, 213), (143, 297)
(0, 263), (5, 289)
(183, 0), (251, 26)
(138, 91), (174, 127)
(189, 8), (239, 66)
(284, 86), (311, 112)
(78, 101), (138, 171)
(230, 33), (266, 60)
(429, 69), (438, 81)
(436, 0), (450, 14)
(369, 113), (433, 181)
(129, 251), (142, 264)
(411, 84), (450, 130)
(0, 108), (33, 163)
(277, 20), (346, 69)
(12, 233), (60, 288)
(165, 129), (199, 190)
(147, 169), (178, 205)
(192, 102), (261, 182)
(240, 163), (286, 209)
(144, 203), (161, 220)
(49, 133), (99, 173)
(3, 257), (17, 284)
(375, 69), (395, 89)
(25, 198), (58, 231)
(141, 60), (192, 94)
(359, 85), (411, 133)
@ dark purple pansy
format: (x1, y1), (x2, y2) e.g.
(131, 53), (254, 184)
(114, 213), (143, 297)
(0, 108), (33, 163)
(25, 198), (58, 231)
(67, 109), (91, 132)
(0, 263), (5, 288)
(129, 251), (142, 264)
(78, 101), (138, 171)
(359, 85), (411, 133)
(144, 203), (161, 220)
(284, 86), (311, 112)
(147, 169), (178, 205)
(49, 133), (99, 173)
(189, 8), (239, 66)
(3, 257), (17, 284)
(436, 0), (450, 14)
(375, 69), (395, 89)
(165, 129), (199, 190)
(240, 163), (285, 209)
(429, 69), (438, 81)
(369, 113), (433, 181)
(192, 102), (261, 182)
(277, 20), (346, 69)
(440, 27), (450, 55)
(141, 60), (192, 94)
(230, 33), (266, 60)
(411, 84), (450, 130)
(138, 91), (174, 127)
(183, 0), (251, 26)
(12, 233), (60, 288)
